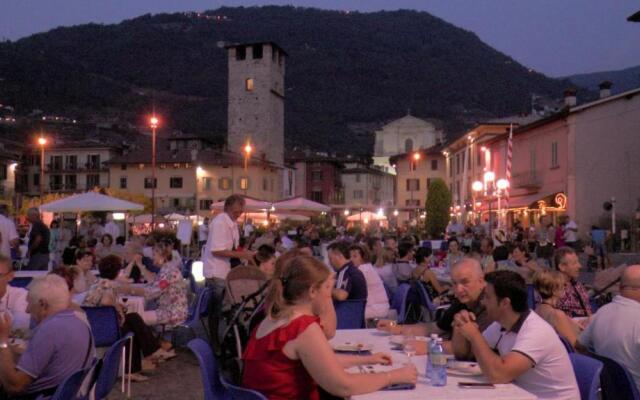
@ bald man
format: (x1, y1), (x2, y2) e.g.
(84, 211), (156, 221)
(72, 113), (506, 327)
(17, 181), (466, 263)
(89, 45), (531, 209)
(378, 258), (490, 338)
(577, 265), (640, 392)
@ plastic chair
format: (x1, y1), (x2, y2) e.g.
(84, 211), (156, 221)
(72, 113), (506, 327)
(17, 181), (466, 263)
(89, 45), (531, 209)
(174, 287), (212, 342)
(9, 277), (32, 288)
(526, 284), (536, 310)
(40, 361), (95, 400)
(558, 335), (575, 353)
(182, 258), (193, 279)
(569, 353), (604, 400)
(415, 283), (438, 322)
(589, 353), (640, 400)
(187, 338), (228, 400)
(334, 299), (366, 329)
(93, 333), (133, 400)
(382, 283), (393, 305)
(226, 383), (268, 399)
(81, 306), (121, 347)
(391, 283), (410, 324)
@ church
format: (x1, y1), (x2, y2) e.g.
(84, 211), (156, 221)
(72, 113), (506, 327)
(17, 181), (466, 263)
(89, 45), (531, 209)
(373, 113), (444, 175)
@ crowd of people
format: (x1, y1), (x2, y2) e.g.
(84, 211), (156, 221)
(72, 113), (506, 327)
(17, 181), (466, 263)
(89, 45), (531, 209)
(0, 193), (638, 399)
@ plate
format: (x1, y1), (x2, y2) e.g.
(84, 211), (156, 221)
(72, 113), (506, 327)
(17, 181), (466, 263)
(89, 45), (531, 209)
(446, 361), (483, 376)
(333, 342), (373, 352)
(389, 335), (429, 346)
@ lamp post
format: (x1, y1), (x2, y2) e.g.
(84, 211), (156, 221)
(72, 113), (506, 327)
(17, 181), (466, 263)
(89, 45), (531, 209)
(473, 172), (509, 231)
(243, 140), (252, 171)
(472, 180), (483, 224)
(149, 115), (159, 228)
(410, 152), (421, 221)
(37, 136), (47, 204)
(196, 166), (204, 225)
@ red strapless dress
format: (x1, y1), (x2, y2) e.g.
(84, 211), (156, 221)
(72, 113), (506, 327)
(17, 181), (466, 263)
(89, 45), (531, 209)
(242, 315), (321, 400)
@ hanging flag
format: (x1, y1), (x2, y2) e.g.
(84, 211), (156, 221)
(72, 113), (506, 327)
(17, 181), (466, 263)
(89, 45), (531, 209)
(505, 123), (513, 211)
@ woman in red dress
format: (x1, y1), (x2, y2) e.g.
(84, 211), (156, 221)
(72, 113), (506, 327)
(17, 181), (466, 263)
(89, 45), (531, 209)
(242, 254), (417, 399)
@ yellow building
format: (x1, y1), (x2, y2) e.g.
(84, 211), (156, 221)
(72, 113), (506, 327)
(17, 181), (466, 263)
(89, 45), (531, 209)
(389, 144), (446, 225)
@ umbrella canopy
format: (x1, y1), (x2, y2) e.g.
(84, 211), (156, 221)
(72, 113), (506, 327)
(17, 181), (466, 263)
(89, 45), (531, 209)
(210, 196), (272, 212)
(272, 196), (330, 215)
(347, 211), (387, 222)
(127, 214), (166, 224)
(164, 213), (188, 221)
(40, 192), (144, 213)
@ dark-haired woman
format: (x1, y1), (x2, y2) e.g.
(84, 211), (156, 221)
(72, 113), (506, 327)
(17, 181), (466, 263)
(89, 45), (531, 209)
(242, 255), (417, 399)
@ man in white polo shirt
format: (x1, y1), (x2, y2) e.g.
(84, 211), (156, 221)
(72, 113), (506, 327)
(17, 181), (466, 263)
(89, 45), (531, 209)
(577, 265), (640, 392)
(202, 195), (254, 350)
(452, 270), (579, 400)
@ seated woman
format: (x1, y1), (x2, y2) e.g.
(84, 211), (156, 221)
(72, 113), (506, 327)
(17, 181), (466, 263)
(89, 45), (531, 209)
(83, 255), (174, 381)
(412, 247), (446, 301)
(120, 243), (188, 327)
(242, 254), (417, 399)
(507, 243), (540, 283)
(95, 234), (116, 260)
(69, 250), (98, 293)
(61, 236), (84, 266)
(375, 248), (398, 293)
(533, 269), (582, 347)
(349, 244), (390, 320)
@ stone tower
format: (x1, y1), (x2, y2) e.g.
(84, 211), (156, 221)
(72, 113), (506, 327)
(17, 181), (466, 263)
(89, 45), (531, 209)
(226, 42), (286, 166)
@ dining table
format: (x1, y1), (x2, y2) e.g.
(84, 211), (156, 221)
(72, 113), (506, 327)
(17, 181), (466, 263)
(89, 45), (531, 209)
(330, 329), (537, 400)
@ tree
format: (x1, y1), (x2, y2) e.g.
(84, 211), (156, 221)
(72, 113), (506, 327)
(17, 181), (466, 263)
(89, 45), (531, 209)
(425, 178), (451, 239)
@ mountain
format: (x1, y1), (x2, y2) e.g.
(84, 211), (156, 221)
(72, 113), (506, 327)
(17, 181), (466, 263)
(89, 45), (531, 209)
(0, 6), (572, 154)
(566, 65), (640, 95)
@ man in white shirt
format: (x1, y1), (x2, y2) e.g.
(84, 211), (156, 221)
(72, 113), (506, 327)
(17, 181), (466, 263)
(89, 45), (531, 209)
(577, 265), (640, 392)
(0, 205), (18, 260)
(103, 214), (120, 241)
(202, 195), (254, 350)
(563, 218), (578, 249)
(452, 270), (579, 400)
(0, 255), (29, 332)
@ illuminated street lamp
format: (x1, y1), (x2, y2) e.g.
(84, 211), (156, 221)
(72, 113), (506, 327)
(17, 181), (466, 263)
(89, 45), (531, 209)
(243, 140), (253, 171)
(37, 135), (47, 204)
(149, 115), (159, 228)
(410, 151), (421, 220)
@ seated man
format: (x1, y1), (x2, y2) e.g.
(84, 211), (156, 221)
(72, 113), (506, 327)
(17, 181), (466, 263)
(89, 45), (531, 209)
(0, 256), (29, 332)
(452, 270), (579, 400)
(0, 274), (95, 399)
(327, 241), (367, 302)
(576, 265), (640, 392)
(555, 247), (592, 318)
(378, 258), (490, 352)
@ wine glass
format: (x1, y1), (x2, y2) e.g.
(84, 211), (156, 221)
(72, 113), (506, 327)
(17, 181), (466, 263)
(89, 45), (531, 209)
(403, 335), (416, 365)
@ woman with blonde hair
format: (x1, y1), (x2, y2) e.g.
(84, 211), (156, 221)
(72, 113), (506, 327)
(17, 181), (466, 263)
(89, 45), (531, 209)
(533, 269), (582, 347)
(242, 254), (417, 399)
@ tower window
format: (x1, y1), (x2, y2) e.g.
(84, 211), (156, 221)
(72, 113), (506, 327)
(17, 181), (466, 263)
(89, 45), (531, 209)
(245, 78), (254, 91)
(404, 138), (413, 153)
(252, 44), (263, 59)
(236, 46), (246, 61)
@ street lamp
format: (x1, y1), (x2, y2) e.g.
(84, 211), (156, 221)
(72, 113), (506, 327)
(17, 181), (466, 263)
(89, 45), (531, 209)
(473, 173), (509, 229)
(37, 135), (47, 204)
(149, 115), (159, 228)
(195, 165), (204, 225)
(243, 140), (252, 171)
(410, 152), (421, 221)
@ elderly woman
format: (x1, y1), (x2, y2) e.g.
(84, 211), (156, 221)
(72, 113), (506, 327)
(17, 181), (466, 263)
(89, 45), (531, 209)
(242, 254), (417, 399)
(83, 255), (174, 381)
(534, 270), (582, 347)
(95, 234), (116, 260)
(120, 243), (188, 327)
(122, 241), (157, 284)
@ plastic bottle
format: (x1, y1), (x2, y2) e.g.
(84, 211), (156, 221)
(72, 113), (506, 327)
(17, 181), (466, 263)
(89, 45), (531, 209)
(426, 333), (438, 379)
(430, 338), (447, 386)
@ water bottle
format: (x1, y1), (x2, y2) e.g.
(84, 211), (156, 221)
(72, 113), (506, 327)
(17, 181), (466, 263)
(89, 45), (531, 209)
(426, 333), (438, 379)
(430, 338), (447, 386)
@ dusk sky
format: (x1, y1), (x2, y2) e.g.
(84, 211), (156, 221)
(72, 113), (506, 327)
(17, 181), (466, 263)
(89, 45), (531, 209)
(1, 0), (639, 77)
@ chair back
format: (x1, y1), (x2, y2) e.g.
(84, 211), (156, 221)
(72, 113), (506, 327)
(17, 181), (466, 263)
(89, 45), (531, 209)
(569, 353), (604, 400)
(416, 282), (437, 312)
(45, 362), (94, 400)
(226, 383), (268, 399)
(187, 338), (227, 400)
(391, 283), (410, 324)
(81, 306), (121, 347)
(182, 258), (193, 279)
(93, 334), (133, 400)
(589, 352), (640, 400)
(558, 335), (575, 353)
(526, 284), (536, 310)
(9, 277), (32, 288)
(335, 299), (366, 329)
(187, 287), (212, 325)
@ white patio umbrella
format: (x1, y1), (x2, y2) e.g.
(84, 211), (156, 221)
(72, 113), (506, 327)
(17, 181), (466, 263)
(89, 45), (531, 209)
(39, 191), (144, 213)
(347, 211), (387, 222)
(164, 213), (188, 221)
(272, 196), (330, 216)
(210, 196), (271, 212)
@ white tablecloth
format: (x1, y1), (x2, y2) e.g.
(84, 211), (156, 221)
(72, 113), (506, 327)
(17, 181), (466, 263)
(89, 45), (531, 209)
(331, 329), (537, 400)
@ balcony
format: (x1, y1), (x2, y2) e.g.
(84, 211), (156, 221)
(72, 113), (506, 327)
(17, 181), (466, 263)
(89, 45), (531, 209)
(512, 170), (543, 190)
